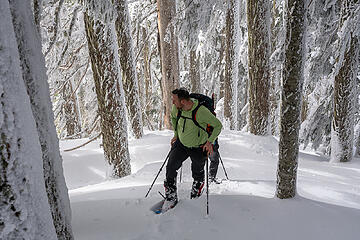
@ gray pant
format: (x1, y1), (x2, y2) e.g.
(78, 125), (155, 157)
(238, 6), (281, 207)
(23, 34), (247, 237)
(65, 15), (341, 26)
(209, 141), (220, 178)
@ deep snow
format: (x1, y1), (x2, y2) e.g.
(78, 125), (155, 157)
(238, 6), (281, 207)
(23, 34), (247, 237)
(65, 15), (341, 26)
(61, 130), (360, 240)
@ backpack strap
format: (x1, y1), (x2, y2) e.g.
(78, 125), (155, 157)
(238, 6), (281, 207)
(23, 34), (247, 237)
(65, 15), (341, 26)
(175, 109), (181, 131)
(175, 110), (195, 133)
(192, 105), (208, 134)
(175, 104), (209, 135)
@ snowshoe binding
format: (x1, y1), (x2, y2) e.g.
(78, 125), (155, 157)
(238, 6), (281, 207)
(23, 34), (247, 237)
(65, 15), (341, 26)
(162, 180), (178, 212)
(190, 180), (204, 199)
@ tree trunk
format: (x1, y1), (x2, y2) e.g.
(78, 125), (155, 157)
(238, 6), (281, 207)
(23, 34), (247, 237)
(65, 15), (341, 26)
(1, 1), (57, 239)
(142, 27), (152, 113)
(269, 0), (283, 136)
(218, 27), (226, 100)
(84, 2), (131, 178)
(276, 0), (306, 199)
(113, 0), (143, 139)
(33, 0), (42, 34)
(189, 50), (201, 93)
(224, 0), (239, 130)
(9, 0), (74, 238)
(237, 63), (248, 130)
(355, 123), (360, 157)
(331, 34), (358, 162)
(62, 79), (82, 138)
(247, 0), (271, 135)
(157, 0), (180, 129)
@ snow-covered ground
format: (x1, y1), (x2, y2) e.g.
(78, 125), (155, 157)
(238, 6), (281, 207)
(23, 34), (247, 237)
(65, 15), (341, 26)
(61, 130), (360, 240)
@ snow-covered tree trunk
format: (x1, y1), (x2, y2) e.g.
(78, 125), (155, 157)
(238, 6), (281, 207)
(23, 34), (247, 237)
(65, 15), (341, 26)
(269, 0), (284, 136)
(8, 0), (74, 238)
(62, 79), (82, 138)
(224, 0), (239, 130)
(355, 123), (360, 157)
(190, 50), (201, 93)
(330, 38), (357, 162)
(218, 27), (226, 100)
(276, 0), (306, 199)
(84, 1), (131, 178)
(247, 0), (271, 135)
(330, 0), (359, 163)
(32, 0), (42, 33)
(237, 64), (248, 131)
(237, 0), (249, 131)
(299, 1), (340, 154)
(140, 26), (156, 131)
(157, 0), (180, 129)
(142, 27), (152, 116)
(113, 0), (143, 139)
(0, 1), (57, 239)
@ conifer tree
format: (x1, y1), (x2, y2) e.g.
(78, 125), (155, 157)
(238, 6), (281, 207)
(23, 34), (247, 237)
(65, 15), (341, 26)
(84, 0), (131, 177)
(247, 0), (271, 135)
(113, 0), (144, 139)
(157, 0), (180, 129)
(9, 0), (74, 237)
(330, 0), (360, 163)
(276, 0), (306, 199)
(224, 0), (240, 130)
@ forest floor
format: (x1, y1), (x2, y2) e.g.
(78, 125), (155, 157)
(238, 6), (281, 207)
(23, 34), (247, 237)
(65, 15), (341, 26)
(61, 130), (360, 240)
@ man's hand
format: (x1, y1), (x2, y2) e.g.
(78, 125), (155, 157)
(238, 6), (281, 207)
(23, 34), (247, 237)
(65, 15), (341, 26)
(171, 137), (177, 146)
(202, 141), (213, 155)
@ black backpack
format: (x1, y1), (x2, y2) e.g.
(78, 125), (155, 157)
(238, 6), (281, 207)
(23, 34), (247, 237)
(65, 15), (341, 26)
(175, 93), (216, 136)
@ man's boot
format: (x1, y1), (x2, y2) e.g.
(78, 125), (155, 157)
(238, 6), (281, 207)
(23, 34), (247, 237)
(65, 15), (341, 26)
(190, 180), (204, 199)
(162, 180), (178, 211)
(209, 174), (221, 184)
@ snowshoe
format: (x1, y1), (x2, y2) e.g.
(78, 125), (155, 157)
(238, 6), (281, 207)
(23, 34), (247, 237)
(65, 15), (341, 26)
(209, 176), (222, 184)
(162, 180), (178, 212)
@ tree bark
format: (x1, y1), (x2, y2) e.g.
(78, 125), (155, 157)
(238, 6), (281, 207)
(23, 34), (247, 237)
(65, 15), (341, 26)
(84, 2), (131, 178)
(33, 0), (42, 34)
(276, 0), (306, 199)
(62, 79), (82, 138)
(9, 0), (74, 238)
(224, 0), (239, 130)
(219, 27), (226, 100)
(247, 0), (271, 135)
(113, 0), (143, 139)
(331, 35), (358, 162)
(1, 1), (58, 239)
(355, 123), (360, 157)
(269, 0), (283, 135)
(157, 0), (180, 129)
(142, 27), (152, 113)
(189, 50), (201, 93)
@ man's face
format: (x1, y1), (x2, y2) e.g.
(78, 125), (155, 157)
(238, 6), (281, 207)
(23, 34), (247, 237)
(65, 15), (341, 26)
(172, 94), (183, 110)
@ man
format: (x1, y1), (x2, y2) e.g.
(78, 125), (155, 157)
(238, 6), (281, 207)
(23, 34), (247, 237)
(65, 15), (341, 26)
(209, 140), (221, 183)
(163, 88), (222, 209)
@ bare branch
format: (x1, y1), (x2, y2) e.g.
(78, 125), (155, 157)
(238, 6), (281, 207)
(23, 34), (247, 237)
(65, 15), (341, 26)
(44, 0), (65, 57)
(63, 133), (101, 152)
(57, 6), (81, 66)
(63, 59), (90, 106)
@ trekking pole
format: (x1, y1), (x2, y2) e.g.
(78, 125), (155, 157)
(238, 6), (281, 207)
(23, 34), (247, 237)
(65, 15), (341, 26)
(179, 164), (183, 183)
(145, 151), (170, 198)
(219, 153), (229, 180)
(206, 156), (209, 215)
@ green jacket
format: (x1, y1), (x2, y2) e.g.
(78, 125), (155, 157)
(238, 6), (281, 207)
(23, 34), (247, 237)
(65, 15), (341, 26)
(171, 99), (223, 148)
